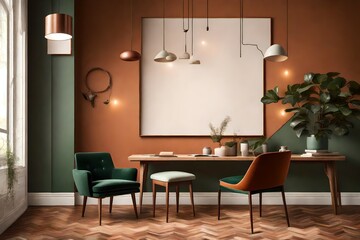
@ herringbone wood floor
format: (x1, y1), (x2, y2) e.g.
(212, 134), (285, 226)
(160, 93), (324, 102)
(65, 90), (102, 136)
(1, 205), (360, 239)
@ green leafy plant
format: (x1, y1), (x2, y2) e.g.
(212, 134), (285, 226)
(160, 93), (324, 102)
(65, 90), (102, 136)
(6, 149), (17, 199)
(248, 137), (267, 156)
(209, 116), (231, 146)
(261, 72), (360, 138)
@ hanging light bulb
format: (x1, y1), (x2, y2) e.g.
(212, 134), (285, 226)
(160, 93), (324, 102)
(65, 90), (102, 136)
(180, 0), (190, 59)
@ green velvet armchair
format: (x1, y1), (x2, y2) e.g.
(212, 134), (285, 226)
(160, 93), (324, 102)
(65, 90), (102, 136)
(73, 152), (140, 225)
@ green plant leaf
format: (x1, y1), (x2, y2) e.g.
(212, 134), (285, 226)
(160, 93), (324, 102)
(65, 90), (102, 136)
(261, 87), (280, 104)
(284, 107), (300, 112)
(311, 104), (321, 113)
(350, 100), (360, 107)
(324, 104), (339, 113)
(298, 83), (315, 94)
(320, 92), (330, 103)
(327, 72), (340, 77)
(348, 81), (360, 95)
(290, 117), (307, 128)
(339, 106), (352, 116)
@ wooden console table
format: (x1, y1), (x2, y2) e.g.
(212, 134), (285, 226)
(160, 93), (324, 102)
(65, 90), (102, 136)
(128, 154), (345, 214)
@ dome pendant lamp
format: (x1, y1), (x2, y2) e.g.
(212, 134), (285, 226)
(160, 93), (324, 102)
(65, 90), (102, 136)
(264, 0), (288, 62)
(45, 0), (72, 40)
(120, 0), (141, 61)
(154, 0), (176, 62)
(189, 0), (200, 64)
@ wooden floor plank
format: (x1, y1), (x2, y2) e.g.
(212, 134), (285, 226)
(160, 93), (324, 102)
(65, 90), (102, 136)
(1, 205), (360, 239)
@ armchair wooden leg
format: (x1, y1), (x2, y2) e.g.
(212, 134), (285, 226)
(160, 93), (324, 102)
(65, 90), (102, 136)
(248, 193), (254, 234)
(82, 196), (87, 217)
(109, 196), (113, 213)
(152, 181), (156, 217)
(189, 182), (195, 217)
(259, 192), (262, 217)
(218, 189), (221, 220)
(166, 182), (170, 223)
(281, 188), (290, 227)
(176, 185), (180, 213)
(131, 192), (138, 219)
(98, 198), (103, 226)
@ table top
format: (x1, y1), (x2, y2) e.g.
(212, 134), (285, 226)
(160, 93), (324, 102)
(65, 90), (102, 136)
(128, 154), (346, 162)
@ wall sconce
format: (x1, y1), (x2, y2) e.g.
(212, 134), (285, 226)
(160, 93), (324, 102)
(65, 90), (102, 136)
(45, 13), (72, 40)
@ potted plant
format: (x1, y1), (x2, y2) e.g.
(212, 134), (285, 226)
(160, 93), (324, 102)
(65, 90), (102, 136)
(225, 137), (237, 156)
(209, 116), (231, 156)
(261, 72), (360, 150)
(6, 149), (17, 199)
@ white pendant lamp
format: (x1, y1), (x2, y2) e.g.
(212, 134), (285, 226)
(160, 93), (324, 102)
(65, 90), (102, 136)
(45, 13), (72, 40)
(154, 0), (176, 62)
(264, 0), (288, 62)
(264, 44), (288, 62)
(179, 0), (190, 59)
(120, 0), (141, 61)
(189, 0), (200, 64)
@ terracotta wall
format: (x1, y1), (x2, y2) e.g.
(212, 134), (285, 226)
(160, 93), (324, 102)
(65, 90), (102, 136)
(75, 0), (360, 168)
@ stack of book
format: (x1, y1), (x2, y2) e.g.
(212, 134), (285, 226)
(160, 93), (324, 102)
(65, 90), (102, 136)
(301, 149), (341, 157)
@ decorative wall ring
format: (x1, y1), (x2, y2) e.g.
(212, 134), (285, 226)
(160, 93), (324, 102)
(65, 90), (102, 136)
(82, 67), (113, 107)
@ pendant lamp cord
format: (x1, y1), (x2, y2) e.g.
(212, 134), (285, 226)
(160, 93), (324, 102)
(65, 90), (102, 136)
(183, 0), (189, 52)
(286, 0), (288, 54)
(191, 0), (194, 56)
(206, 0), (209, 31)
(240, 0), (264, 57)
(162, 0), (165, 50)
(130, 0), (133, 50)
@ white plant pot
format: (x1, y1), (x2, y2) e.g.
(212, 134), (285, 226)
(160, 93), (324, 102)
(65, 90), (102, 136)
(240, 143), (249, 156)
(214, 146), (226, 156)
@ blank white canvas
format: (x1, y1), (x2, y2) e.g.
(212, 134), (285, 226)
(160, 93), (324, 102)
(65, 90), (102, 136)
(141, 18), (270, 136)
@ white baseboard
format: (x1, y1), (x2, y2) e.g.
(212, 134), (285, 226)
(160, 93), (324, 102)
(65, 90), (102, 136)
(0, 200), (27, 234)
(28, 192), (75, 206)
(28, 192), (360, 206)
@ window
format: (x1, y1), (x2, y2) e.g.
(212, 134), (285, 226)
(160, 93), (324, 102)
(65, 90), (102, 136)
(0, 0), (27, 167)
(0, 1), (8, 166)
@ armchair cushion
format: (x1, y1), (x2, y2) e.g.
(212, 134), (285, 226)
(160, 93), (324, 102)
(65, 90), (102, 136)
(92, 179), (140, 193)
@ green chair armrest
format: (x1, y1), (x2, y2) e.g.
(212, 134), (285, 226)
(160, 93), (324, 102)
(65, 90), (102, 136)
(72, 169), (92, 197)
(112, 168), (138, 181)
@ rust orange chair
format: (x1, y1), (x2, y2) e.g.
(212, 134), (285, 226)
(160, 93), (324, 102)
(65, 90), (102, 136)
(218, 151), (292, 234)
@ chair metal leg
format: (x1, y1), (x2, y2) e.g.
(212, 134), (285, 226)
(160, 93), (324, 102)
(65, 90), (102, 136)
(98, 198), (102, 226)
(176, 184), (180, 213)
(259, 192), (262, 217)
(166, 182), (170, 223)
(131, 192), (138, 219)
(189, 182), (195, 217)
(218, 189), (221, 220)
(152, 181), (156, 217)
(248, 193), (254, 234)
(281, 188), (290, 227)
(109, 196), (113, 213)
(82, 196), (87, 217)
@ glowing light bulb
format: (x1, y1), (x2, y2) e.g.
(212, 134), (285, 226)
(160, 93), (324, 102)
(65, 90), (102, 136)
(284, 70), (289, 76)
(280, 110), (286, 116)
(167, 63), (173, 68)
(201, 40), (207, 46)
(113, 99), (119, 105)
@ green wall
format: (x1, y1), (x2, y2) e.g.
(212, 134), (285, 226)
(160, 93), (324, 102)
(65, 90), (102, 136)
(28, 0), (74, 192)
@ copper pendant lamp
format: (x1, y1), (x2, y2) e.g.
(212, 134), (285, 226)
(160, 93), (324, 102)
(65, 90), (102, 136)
(189, 0), (200, 64)
(45, 13), (72, 40)
(120, 0), (141, 61)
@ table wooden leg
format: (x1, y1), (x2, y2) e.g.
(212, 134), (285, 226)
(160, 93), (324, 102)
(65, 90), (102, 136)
(139, 162), (148, 213)
(334, 167), (342, 207)
(324, 161), (338, 214)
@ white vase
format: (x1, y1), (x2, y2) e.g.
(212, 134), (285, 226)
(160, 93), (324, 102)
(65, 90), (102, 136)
(214, 146), (226, 156)
(240, 143), (249, 156)
(262, 143), (268, 153)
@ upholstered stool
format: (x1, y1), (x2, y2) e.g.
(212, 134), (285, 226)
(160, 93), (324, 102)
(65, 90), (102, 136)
(150, 171), (196, 222)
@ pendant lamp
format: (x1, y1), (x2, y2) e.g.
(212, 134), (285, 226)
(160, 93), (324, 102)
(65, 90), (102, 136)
(179, 0), (190, 59)
(189, 0), (200, 64)
(264, 0), (288, 62)
(154, 0), (176, 62)
(120, 0), (141, 61)
(45, 13), (72, 40)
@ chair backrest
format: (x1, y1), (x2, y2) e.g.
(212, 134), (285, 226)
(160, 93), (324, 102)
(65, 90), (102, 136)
(237, 151), (292, 192)
(74, 152), (115, 180)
